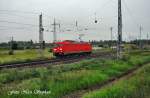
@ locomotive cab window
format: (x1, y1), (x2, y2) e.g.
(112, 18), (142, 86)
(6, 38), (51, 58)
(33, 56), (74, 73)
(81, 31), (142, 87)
(53, 44), (63, 48)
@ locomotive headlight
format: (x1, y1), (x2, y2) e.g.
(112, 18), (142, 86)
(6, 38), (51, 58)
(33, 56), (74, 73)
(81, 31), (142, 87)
(53, 49), (57, 51)
(59, 48), (62, 51)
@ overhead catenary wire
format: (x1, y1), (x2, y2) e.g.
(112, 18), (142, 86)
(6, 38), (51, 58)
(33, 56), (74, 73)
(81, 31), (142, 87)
(0, 9), (57, 21)
(0, 10), (85, 32)
(0, 1), (144, 43)
(0, 20), (49, 28)
(0, 4), (115, 32)
(0, 26), (38, 31)
(122, 0), (141, 28)
(0, 12), (38, 20)
(0, 9), (39, 15)
(122, 0), (143, 42)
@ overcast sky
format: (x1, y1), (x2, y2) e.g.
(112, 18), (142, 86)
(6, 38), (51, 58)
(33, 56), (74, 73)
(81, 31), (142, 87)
(0, 0), (150, 43)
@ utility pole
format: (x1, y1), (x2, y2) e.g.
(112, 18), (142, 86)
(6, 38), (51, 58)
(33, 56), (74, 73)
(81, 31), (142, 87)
(76, 20), (78, 31)
(51, 18), (60, 42)
(117, 0), (122, 59)
(147, 33), (149, 45)
(39, 13), (44, 57)
(110, 27), (113, 49)
(110, 27), (113, 41)
(79, 34), (84, 42)
(139, 26), (142, 49)
(9, 36), (14, 55)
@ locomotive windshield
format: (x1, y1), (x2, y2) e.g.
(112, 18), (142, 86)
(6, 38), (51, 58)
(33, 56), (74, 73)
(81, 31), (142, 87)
(53, 44), (63, 48)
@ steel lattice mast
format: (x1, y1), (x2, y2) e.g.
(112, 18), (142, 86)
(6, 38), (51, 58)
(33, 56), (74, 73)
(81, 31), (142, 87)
(117, 0), (122, 59)
(39, 13), (44, 57)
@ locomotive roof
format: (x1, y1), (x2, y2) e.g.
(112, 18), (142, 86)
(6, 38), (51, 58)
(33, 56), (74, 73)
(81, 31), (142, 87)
(55, 40), (88, 44)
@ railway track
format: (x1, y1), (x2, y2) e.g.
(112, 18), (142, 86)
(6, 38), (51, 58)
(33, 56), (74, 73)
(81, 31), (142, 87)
(0, 52), (115, 69)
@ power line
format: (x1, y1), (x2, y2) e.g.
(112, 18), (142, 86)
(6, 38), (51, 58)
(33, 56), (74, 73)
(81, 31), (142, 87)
(0, 24), (39, 31)
(122, 0), (140, 28)
(0, 20), (37, 27)
(98, 0), (116, 15)
(0, 25), (37, 28)
(0, 20), (49, 27)
(0, 27), (37, 31)
(0, 9), (39, 15)
(0, 12), (37, 20)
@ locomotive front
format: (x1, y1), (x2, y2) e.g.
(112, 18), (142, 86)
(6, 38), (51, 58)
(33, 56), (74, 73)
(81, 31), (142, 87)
(52, 43), (64, 56)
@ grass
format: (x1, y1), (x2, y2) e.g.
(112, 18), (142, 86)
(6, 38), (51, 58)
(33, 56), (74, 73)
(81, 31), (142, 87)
(0, 47), (113, 65)
(0, 49), (53, 64)
(0, 51), (150, 98)
(82, 63), (150, 98)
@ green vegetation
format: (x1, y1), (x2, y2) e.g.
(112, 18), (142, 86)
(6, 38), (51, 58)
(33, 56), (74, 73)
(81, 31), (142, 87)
(0, 49), (52, 64)
(82, 63), (150, 98)
(0, 47), (112, 65)
(0, 51), (149, 98)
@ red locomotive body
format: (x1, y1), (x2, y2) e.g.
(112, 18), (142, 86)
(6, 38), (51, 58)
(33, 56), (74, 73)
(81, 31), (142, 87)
(52, 40), (92, 56)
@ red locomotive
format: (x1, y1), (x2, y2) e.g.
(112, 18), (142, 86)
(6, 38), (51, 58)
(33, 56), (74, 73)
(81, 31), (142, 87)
(52, 40), (92, 56)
